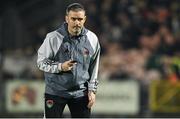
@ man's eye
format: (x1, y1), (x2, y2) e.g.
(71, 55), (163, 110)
(71, 18), (83, 21)
(72, 18), (76, 21)
(78, 18), (83, 21)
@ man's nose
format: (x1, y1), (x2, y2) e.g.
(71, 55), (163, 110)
(74, 19), (80, 25)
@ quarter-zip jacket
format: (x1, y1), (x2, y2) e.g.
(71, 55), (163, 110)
(37, 23), (100, 98)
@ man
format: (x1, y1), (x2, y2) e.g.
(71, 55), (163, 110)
(37, 3), (100, 118)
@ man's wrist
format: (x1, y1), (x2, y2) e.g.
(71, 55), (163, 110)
(89, 90), (96, 94)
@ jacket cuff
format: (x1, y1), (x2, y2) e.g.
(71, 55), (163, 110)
(58, 63), (62, 71)
(88, 83), (97, 93)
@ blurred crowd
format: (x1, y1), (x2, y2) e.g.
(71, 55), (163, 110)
(0, 0), (179, 116)
(1, 0), (179, 83)
(87, 0), (180, 85)
(1, 0), (180, 83)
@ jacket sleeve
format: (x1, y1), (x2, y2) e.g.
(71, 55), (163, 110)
(37, 33), (62, 73)
(88, 42), (101, 93)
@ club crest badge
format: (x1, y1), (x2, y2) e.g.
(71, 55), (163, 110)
(83, 47), (89, 56)
(46, 100), (54, 108)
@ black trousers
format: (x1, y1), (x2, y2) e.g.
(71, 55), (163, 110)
(44, 93), (91, 118)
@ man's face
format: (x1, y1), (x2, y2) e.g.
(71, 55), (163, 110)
(66, 10), (86, 36)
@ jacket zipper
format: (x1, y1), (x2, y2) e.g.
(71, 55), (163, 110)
(71, 40), (78, 81)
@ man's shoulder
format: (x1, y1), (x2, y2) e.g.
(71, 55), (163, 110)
(86, 30), (98, 39)
(86, 30), (98, 43)
(47, 30), (61, 37)
(86, 29), (99, 42)
(44, 30), (64, 46)
(46, 30), (63, 38)
(86, 29), (100, 50)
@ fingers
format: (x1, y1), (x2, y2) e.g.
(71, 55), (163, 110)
(88, 94), (92, 101)
(62, 65), (73, 71)
(87, 96), (95, 108)
(88, 94), (92, 108)
(69, 66), (73, 70)
(68, 60), (77, 66)
(87, 100), (94, 109)
(87, 92), (95, 108)
(61, 60), (77, 71)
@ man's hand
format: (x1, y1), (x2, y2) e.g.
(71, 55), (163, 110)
(87, 91), (96, 108)
(59, 60), (77, 72)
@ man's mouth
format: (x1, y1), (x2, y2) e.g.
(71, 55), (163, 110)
(74, 26), (81, 29)
(73, 26), (81, 35)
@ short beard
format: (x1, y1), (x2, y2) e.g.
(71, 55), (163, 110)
(74, 28), (81, 36)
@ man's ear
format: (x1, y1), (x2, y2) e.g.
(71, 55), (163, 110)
(84, 16), (86, 22)
(65, 15), (68, 23)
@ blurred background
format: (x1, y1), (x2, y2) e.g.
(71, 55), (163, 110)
(0, 0), (179, 118)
